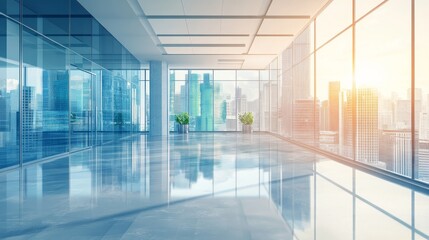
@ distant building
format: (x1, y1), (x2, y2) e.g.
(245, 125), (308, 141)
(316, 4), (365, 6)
(292, 99), (319, 143)
(199, 74), (213, 131)
(418, 112), (429, 181)
(339, 90), (353, 158)
(328, 81), (340, 132)
(320, 100), (329, 131)
(379, 130), (412, 176)
(319, 131), (339, 153)
(0, 92), (10, 132)
(356, 88), (379, 164)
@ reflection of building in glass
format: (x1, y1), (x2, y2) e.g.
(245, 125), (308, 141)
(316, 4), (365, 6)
(43, 70), (69, 131)
(281, 161), (312, 230)
(379, 130), (412, 176)
(170, 142), (215, 189)
(292, 99), (319, 142)
(22, 85), (41, 157)
(0, 91), (10, 132)
(356, 88), (379, 164)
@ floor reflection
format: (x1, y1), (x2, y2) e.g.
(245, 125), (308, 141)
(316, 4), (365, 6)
(0, 133), (428, 239)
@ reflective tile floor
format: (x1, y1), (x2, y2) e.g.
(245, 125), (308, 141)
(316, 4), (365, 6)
(1, 133), (429, 240)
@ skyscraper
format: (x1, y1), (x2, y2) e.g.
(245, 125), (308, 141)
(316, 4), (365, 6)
(0, 91), (10, 132)
(320, 100), (329, 131)
(339, 90), (353, 158)
(200, 73), (213, 131)
(380, 130), (412, 176)
(328, 81), (340, 132)
(188, 73), (200, 130)
(292, 99), (319, 142)
(418, 112), (429, 181)
(356, 88), (379, 164)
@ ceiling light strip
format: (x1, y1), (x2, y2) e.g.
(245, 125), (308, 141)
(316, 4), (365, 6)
(256, 34), (294, 37)
(157, 34), (250, 37)
(146, 15), (310, 20)
(161, 44), (245, 47)
(218, 59), (245, 62)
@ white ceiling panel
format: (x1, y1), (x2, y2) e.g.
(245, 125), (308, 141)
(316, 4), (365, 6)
(182, 0), (222, 15)
(186, 19), (221, 34)
(222, 0), (269, 15)
(267, 0), (329, 16)
(137, 0), (184, 15)
(220, 19), (260, 34)
(158, 36), (192, 44)
(258, 19), (308, 35)
(79, 0), (328, 69)
(164, 47), (194, 54)
(149, 19), (189, 34)
(248, 36), (293, 54)
(192, 47), (247, 55)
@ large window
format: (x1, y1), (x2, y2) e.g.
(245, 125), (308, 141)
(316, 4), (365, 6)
(0, 17), (19, 168)
(316, 30), (352, 157)
(22, 28), (70, 162)
(0, 0), (143, 170)
(415, 0), (429, 184)
(170, 70), (266, 132)
(277, 0), (428, 186)
(355, 0), (411, 176)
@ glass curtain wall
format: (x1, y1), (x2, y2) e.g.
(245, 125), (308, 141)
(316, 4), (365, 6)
(276, 0), (429, 185)
(0, 15), (20, 168)
(0, 0), (143, 170)
(170, 69), (267, 132)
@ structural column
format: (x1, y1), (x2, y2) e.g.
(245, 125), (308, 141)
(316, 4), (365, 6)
(149, 61), (169, 136)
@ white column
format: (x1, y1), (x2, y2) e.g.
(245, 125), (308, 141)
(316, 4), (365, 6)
(149, 61), (169, 136)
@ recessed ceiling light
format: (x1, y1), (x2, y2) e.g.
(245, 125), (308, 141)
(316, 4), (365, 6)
(218, 59), (245, 62)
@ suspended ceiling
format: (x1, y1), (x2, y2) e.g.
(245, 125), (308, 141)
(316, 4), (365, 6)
(78, 0), (329, 69)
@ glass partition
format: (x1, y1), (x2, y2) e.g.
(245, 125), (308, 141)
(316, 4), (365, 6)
(0, 17), (20, 168)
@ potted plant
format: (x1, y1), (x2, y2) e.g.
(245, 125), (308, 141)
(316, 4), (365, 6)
(238, 112), (254, 134)
(175, 112), (189, 134)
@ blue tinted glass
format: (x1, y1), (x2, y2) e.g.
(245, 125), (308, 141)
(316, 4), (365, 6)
(0, 17), (20, 168)
(22, 27), (70, 162)
(0, 0), (20, 20)
(214, 81), (236, 131)
(70, 68), (93, 150)
(23, 0), (70, 47)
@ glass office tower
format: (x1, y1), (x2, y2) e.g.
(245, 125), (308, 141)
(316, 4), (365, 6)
(0, 0), (147, 169)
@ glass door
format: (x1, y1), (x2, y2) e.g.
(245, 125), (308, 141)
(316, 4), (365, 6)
(70, 69), (93, 150)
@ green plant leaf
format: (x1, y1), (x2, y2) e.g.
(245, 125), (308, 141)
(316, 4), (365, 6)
(175, 112), (189, 125)
(238, 112), (254, 125)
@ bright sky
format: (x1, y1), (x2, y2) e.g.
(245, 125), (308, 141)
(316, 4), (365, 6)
(314, 0), (429, 102)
